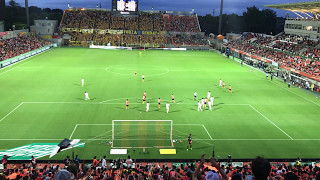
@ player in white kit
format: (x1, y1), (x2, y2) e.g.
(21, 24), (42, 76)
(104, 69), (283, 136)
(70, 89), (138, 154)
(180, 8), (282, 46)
(85, 92), (90, 100)
(210, 96), (214, 105)
(197, 101), (202, 111)
(201, 98), (205, 108)
(81, 78), (84, 87)
(207, 91), (211, 99)
(166, 103), (170, 113)
(146, 102), (150, 112)
(194, 91), (197, 101)
(219, 79), (222, 86)
(208, 101), (212, 111)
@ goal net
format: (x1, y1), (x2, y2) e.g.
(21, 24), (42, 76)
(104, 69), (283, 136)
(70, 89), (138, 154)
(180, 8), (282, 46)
(112, 120), (173, 148)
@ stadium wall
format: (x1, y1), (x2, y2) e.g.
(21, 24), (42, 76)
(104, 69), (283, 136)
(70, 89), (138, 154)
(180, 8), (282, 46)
(0, 0), (4, 21)
(284, 20), (320, 39)
(0, 20), (4, 32)
(0, 29), (29, 40)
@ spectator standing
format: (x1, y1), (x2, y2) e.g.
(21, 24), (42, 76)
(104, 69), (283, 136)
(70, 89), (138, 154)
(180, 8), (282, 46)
(1, 155), (8, 169)
(92, 156), (100, 169)
(126, 155), (133, 168)
(102, 155), (107, 169)
(74, 155), (80, 168)
(251, 156), (271, 180)
(31, 156), (36, 169)
(64, 156), (70, 167)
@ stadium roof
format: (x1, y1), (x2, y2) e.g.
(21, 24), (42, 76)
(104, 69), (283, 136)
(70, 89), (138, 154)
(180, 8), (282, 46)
(265, 1), (320, 13)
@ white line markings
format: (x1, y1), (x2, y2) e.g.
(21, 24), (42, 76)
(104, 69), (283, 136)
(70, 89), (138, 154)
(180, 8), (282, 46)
(1, 138), (320, 141)
(0, 102), (294, 141)
(202, 125), (213, 140)
(248, 104), (293, 140)
(69, 124), (78, 139)
(0, 102), (24, 122)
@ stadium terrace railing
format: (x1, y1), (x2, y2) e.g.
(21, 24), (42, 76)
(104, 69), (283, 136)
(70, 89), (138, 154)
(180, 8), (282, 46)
(0, 44), (56, 69)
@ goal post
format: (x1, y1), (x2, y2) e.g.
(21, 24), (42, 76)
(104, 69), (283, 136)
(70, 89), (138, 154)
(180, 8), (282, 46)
(112, 120), (173, 148)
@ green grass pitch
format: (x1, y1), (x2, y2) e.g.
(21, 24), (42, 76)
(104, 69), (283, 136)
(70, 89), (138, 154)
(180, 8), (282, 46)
(0, 47), (319, 160)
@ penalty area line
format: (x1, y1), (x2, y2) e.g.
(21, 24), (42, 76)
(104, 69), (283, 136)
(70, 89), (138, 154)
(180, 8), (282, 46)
(69, 124), (78, 139)
(248, 104), (293, 140)
(202, 125), (213, 140)
(0, 102), (24, 122)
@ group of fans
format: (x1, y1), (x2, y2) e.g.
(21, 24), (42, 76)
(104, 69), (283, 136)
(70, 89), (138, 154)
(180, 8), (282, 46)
(61, 10), (199, 33)
(60, 9), (205, 47)
(2, 155), (320, 180)
(0, 34), (51, 61)
(226, 33), (320, 78)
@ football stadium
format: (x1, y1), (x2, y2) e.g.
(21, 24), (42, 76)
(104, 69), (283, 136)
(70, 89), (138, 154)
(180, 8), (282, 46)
(0, 0), (320, 179)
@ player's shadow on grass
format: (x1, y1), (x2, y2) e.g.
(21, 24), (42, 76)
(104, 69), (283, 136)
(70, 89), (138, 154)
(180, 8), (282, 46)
(170, 110), (181, 113)
(75, 98), (83, 100)
(213, 107), (222, 111)
(73, 84), (81, 87)
(213, 102), (224, 106)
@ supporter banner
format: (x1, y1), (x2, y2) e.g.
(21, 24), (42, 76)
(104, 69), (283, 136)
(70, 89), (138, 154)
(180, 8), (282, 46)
(0, 32), (7, 36)
(19, 32), (28, 36)
(62, 28), (165, 36)
(98, 30), (107, 34)
(43, 35), (52, 39)
(81, 29), (94, 33)
(0, 143), (84, 160)
(106, 29), (123, 35)
(52, 35), (60, 39)
(62, 28), (72, 32)
(123, 30), (142, 35)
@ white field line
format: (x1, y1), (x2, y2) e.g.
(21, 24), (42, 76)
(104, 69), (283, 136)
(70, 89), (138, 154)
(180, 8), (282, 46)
(202, 125), (213, 140)
(76, 123), (202, 126)
(23, 101), (251, 106)
(227, 55), (320, 107)
(69, 124), (78, 139)
(249, 64), (320, 107)
(248, 104), (293, 140)
(100, 98), (133, 103)
(1, 138), (320, 141)
(0, 102), (24, 122)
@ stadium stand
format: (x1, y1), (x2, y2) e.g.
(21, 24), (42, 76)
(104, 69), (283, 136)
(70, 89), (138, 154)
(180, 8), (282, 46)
(59, 9), (206, 47)
(0, 34), (51, 62)
(225, 33), (320, 78)
(1, 156), (320, 180)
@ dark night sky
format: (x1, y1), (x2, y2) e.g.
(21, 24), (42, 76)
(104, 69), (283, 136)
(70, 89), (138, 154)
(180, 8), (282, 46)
(10, 0), (310, 17)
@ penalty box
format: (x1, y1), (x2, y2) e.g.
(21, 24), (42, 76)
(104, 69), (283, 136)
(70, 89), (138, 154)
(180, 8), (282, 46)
(69, 122), (213, 148)
(0, 102), (291, 141)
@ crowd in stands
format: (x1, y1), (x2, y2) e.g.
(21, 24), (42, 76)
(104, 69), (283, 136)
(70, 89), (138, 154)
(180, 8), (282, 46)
(226, 33), (320, 77)
(60, 9), (204, 47)
(91, 34), (166, 47)
(2, 154), (320, 180)
(172, 34), (207, 46)
(164, 15), (200, 32)
(60, 10), (198, 33)
(0, 34), (51, 62)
